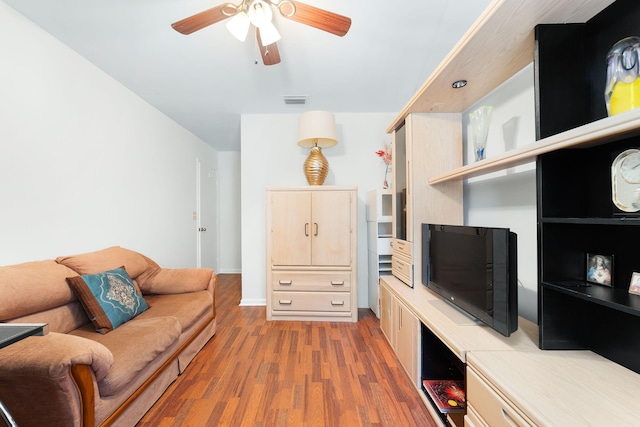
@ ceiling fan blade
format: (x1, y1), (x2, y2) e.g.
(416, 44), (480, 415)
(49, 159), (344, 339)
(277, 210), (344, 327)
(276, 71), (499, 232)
(171, 5), (232, 35)
(279, 1), (351, 37)
(257, 29), (281, 66)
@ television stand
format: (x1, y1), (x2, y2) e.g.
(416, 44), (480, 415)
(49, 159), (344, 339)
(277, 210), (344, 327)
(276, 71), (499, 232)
(381, 275), (640, 426)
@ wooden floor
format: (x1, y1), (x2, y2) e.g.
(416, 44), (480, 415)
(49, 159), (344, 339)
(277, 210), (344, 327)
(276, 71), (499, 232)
(137, 274), (436, 427)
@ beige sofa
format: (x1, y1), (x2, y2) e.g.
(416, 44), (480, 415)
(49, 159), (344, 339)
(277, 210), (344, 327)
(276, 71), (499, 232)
(0, 246), (217, 427)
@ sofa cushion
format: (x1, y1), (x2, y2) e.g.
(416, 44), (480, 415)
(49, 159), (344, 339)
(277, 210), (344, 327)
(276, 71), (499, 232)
(0, 260), (79, 321)
(56, 246), (160, 280)
(70, 316), (181, 397)
(67, 267), (148, 334)
(140, 291), (213, 331)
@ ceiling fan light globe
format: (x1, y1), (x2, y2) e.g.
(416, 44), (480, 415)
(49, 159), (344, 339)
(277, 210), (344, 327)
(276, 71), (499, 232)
(226, 12), (250, 42)
(259, 21), (281, 46)
(248, 0), (273, 27)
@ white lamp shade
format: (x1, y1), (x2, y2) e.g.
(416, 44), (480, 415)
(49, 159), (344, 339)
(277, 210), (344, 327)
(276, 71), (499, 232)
(297, 111), (338, 148)
(226, 12), (250, 42)
(259, 21), (281, 46)
(248, 0), (273, 27)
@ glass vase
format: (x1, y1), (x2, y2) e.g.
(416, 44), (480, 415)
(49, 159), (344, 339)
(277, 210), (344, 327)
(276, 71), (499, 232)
(469, 106), (493, 161)
(605, 36), (640, 116)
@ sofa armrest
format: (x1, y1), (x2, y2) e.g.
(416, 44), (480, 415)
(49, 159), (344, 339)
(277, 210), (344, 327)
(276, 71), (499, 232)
(138, 268), (215, 296)
(0, 332), (113, 427)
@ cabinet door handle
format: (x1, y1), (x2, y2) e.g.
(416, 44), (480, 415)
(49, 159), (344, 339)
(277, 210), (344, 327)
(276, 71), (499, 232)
(331, 301), (345, 306)
(278, 280), (292, 285)
(305, 223), (309, 236)
(500, 408), (520, 427)
(279, 300), (293, 305)
(331, 281), (345, 286)
(314, 223), (318, 236)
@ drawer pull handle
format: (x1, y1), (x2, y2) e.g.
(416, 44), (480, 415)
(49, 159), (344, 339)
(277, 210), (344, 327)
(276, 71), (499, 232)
(278, 280), (292, 285)
(279, 300), (292, 305)
(331, 281), (345, 286)
(331, 301), (345, 306)
(500, 408), (520, 427)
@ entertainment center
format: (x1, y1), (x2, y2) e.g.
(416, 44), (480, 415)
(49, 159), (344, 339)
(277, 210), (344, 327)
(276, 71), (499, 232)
(381, 0), (640, 425)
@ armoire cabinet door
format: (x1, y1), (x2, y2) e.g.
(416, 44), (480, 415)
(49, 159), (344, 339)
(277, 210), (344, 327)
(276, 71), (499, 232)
(270, 190), (352, 267)
(311, 191), (352, 266)
(270, 191), (312, 266)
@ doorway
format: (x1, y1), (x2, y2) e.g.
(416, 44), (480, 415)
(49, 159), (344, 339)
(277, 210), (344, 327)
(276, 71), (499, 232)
(197, 158), (218, 270)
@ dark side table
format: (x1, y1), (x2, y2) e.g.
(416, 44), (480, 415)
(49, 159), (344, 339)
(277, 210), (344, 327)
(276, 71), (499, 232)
(0, 323), (48, 349)
(0, 323), (48, 426)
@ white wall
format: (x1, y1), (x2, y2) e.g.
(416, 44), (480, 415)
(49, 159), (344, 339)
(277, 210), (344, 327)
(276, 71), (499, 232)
(240, 112), (396, 307)
(0, 2), (218, 268)
(2, 0), (540, 320)
(463, 64), (539, 322)
(217, 151), (242, 273)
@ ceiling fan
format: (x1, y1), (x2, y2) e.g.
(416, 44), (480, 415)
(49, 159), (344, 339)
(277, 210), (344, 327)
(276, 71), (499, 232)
(171, 0), (351, 66)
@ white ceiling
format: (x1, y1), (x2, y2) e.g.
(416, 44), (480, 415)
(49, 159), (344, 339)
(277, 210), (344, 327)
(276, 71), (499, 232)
(3, 0), (492, 151)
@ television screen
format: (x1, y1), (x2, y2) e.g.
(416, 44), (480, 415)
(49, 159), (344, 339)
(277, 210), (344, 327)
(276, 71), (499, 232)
(422, 224), (518, 337)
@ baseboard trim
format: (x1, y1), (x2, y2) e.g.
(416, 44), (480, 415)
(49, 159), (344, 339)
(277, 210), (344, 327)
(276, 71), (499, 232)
(240, 298), (266, 306)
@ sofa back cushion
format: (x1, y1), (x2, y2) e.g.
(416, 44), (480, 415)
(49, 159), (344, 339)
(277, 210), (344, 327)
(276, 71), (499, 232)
(56, 246), (160, 281)
(0, 260), (80, 322)
(8, 302), (89, 334)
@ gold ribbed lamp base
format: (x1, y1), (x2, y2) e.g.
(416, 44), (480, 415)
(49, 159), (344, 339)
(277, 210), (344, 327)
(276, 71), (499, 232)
(303, 146), (329, 185)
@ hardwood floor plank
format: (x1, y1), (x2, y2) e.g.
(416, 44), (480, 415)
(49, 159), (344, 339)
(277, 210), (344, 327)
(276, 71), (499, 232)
(137, 274), (437, 427)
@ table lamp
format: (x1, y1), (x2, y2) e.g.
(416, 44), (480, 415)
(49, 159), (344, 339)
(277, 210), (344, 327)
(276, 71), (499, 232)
(297, 110), (338, 185)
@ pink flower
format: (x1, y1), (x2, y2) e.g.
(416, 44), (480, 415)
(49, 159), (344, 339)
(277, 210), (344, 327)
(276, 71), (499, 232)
(376, 142), (392, 165)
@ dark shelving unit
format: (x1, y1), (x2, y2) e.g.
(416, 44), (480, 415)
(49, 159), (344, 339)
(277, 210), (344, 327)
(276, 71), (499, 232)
(536, 0), (640, 374)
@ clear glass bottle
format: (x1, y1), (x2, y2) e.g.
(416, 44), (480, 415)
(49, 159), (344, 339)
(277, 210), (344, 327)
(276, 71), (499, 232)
(605, 36), (640, 116)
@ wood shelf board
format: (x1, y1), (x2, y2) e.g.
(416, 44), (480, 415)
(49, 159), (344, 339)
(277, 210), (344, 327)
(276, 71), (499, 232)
(430, 107), (640, 184)
(467, 350), (640, 426)
(380, 276), (539, 361)
(387, 0), (615, 134)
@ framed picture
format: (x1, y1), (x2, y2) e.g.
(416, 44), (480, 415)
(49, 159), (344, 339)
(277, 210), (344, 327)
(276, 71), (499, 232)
(629, 272), (640, 295)
(586, 253), (613, 287)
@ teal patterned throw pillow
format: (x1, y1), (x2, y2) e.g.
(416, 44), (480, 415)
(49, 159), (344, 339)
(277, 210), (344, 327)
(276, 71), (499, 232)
(67, 267), (148, 334)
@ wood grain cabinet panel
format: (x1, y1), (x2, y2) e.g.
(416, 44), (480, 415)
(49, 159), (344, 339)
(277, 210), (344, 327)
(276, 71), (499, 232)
(466, 368), (534, 427)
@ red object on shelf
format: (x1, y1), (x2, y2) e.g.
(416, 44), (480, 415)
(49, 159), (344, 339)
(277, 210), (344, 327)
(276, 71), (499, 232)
(422, 379), (466, 413)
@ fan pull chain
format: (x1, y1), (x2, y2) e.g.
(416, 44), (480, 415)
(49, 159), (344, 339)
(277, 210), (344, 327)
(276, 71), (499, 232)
(254, 27), (259, 64)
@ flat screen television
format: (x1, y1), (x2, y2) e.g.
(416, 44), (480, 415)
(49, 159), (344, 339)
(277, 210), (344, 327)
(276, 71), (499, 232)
(422, 223), (518, 337)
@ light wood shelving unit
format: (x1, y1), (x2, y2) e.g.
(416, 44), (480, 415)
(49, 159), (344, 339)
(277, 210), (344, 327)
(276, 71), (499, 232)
(380, 0), (640, 425)
(366, 189), (393, 317)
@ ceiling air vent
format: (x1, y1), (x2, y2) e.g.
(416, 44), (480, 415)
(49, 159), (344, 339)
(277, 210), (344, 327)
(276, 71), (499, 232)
(283, 96), (308, 105)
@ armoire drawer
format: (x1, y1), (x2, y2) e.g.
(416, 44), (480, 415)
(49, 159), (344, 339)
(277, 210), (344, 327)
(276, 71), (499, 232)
(272, 271), (351, 292)
(272, 291), (351, 312)
(467, 368), (534, 427)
